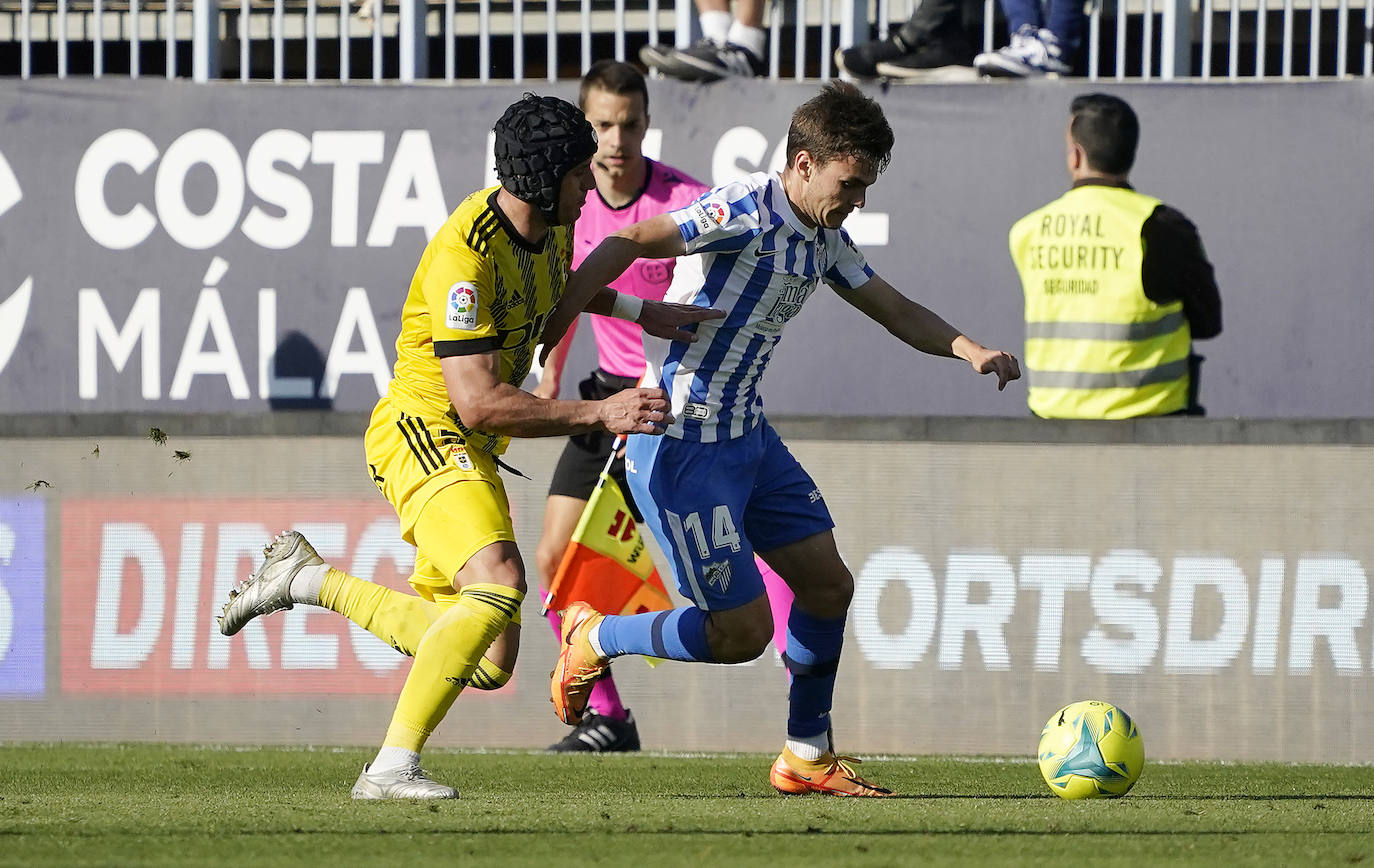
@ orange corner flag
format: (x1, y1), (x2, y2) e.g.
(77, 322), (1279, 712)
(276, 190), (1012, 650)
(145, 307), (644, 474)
(542, 472), (673, 618)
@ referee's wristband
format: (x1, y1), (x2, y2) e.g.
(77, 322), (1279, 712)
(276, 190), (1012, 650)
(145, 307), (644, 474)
(610, 292), (644, 323)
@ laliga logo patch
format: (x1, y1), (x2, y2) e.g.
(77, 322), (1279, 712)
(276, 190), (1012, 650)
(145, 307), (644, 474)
(688, 200), (727, 234)
(446, 282), (479, 331)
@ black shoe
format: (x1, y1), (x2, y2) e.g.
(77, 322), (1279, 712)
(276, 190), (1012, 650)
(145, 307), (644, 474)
(547, 710), (641, 753)
(834, 33), (915, 79)
(640, 39), (764, 82)
(876, 39), (977, 81)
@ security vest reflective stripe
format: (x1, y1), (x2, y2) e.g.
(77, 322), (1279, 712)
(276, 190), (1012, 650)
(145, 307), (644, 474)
(1010, 185), (1191, 419)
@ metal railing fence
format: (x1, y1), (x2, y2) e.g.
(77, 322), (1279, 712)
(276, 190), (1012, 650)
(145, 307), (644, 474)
(3, 0), (1371, 80)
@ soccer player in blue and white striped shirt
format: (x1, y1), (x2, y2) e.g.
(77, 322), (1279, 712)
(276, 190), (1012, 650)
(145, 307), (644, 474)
(546, 82), (1020, 796)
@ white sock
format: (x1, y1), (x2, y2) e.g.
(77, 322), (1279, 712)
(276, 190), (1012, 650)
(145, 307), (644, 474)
(699, 10), (732, 44)
(588, 621), (607, 659)
(786, 733), (829, 762)
(727, 21), (766, 58)
(370, 745), (421, 774)
(289, 562), (329, 606)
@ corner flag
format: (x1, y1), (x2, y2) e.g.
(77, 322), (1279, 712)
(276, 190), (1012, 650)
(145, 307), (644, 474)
(541, 447), (672, 618)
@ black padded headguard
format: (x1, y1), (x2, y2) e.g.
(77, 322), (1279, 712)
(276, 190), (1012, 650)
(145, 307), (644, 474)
(492, 93), (597, 225)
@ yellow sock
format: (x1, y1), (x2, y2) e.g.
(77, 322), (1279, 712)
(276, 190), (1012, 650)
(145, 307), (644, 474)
(318, 567), (439, 656)
(382, 582), (523, 752)
(468, 657), (513, 691)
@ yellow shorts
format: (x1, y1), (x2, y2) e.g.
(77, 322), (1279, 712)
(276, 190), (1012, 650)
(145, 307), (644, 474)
(364, 395), (515, 591)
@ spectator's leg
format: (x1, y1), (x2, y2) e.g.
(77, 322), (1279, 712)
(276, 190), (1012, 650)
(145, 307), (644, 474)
(898, 0), (964, 46)
(1044, 0), (1085, 47)
(996, 0), (1042, 33)
(695, 0), (733, 44)
(727, 0), (768, 60)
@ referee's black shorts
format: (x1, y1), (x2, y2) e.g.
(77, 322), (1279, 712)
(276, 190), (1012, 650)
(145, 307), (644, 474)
(547, 369), (643, 521)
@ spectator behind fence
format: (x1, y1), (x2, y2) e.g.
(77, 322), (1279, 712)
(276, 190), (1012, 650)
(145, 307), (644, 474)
(1011, 93), (1221, 419)
(835, 0), (985, 81)
(639, 0), (768, 80)
(973, 0), (1084, 77)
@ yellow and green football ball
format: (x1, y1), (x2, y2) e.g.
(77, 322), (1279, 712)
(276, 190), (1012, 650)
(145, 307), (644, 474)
(1038, 700), (1144, 799)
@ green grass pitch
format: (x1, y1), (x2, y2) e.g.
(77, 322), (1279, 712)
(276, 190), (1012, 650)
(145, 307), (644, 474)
(2, 744), (1372, 866)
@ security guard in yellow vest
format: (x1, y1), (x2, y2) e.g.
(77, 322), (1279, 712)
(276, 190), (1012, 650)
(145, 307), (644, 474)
(1011, 93), (1221, 419)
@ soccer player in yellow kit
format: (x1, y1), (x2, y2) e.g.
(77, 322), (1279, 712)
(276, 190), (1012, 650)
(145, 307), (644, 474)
(216, 94), (719, 800)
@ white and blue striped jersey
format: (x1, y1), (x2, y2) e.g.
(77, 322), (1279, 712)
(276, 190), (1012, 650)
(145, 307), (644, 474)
(645, 172), (874, 443)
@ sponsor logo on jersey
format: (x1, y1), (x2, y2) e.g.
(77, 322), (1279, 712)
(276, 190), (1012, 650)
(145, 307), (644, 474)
(763, 275), (817, 327)
(682, 402), (711, 421)
(448, 444), (474, 470)
(446, 282), (479, 330)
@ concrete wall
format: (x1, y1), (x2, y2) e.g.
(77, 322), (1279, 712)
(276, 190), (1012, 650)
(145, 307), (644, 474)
(3, 422), (1372, 761)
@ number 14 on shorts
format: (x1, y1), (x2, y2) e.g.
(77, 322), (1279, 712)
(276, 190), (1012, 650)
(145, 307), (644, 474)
(666, 506), (742, 558)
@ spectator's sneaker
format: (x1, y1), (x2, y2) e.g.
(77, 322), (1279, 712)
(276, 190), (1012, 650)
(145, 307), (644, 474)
(974, 24), (1070, 77)
(769, 748), (895, 797)
(550, 601), (610, 725)
(350, 763), (458, 800)
(875, 39), (978, 81)
(641, 39), (764, 81)
(217, 530), (323, 636)
(834, 33), (915, 78)
(639, 40), (712, 80)
(547, 709), (642, 753)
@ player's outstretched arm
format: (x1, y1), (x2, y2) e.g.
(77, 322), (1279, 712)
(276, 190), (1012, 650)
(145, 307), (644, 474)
(581, 288), (725, 344)
(539, 214), (690, 362)
(442, 352), (673, 437)
(839, 275), (1022, 391)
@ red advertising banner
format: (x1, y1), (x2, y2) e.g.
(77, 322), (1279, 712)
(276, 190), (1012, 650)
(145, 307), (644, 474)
(60, 499), (503, 696)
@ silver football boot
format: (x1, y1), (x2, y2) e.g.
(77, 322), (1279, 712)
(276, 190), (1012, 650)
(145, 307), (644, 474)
(217, 530), (324, 636)
(351, 764), (459, 800)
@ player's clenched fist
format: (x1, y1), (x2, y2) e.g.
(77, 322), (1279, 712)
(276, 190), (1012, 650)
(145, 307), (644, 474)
(598, 387), (674, 435)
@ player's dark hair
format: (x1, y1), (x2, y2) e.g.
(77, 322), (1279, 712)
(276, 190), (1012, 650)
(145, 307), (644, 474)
(492, 93), (597, 225)
(785, 82), (893, 175)
(578, 60), (650, 114)
(1069, 93), (1139, 176)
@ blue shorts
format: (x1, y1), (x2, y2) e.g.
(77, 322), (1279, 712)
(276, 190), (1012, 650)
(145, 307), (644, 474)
(624, 418), (833, 612)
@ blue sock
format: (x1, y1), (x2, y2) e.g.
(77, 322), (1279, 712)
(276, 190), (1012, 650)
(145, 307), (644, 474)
(598, 606), (716, 662)
(782, 607), (846, 739)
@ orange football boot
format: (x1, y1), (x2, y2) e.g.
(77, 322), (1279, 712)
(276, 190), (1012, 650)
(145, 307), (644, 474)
(769, 747), (895, 797)
(550, 601), (610, 726)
